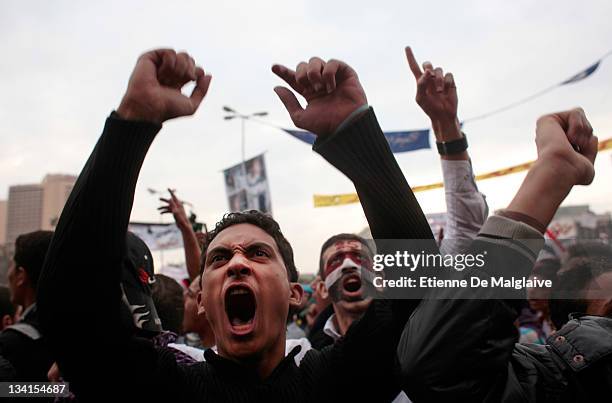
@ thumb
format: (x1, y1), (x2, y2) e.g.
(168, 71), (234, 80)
(274, 86), (304, 126)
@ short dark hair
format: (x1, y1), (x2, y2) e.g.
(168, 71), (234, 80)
(201, 211), (298, 282)
(531, 258), (561, 281)
(0, 286), (15, 318)
(318, 233), (374, 279)
(13, 230), (54, 288)
(151, 274), (185, 334)
(550, 242), (612, 329)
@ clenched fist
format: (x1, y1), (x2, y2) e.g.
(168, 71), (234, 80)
(535, 108), (597, 186)
(117, 49), (212, 124)
(272, 57), (367, 136)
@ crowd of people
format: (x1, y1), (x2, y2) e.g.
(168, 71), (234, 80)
(0, 46), (610, 402)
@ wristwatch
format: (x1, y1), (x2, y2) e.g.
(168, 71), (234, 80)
(436, 133), (468, 155)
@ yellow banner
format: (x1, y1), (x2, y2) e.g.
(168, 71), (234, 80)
(314, 137), (612, 207)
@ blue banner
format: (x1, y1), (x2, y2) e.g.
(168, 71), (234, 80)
(282, 128), (430, 153)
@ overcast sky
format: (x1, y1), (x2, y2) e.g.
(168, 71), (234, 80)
(1, 0), (611, 274)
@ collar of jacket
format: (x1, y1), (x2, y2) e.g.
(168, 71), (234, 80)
(547, 315), (612, 372)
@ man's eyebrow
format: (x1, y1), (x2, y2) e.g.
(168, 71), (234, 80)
(206, 245), (231, 258)
(245, 241), (276, 252)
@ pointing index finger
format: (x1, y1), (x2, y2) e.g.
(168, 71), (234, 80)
(405, 46), (422, 79)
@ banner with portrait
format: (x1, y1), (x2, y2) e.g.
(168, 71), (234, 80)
(223, 154), (272, 214)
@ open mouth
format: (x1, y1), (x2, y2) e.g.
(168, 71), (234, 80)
(342, 274), (362, 294)
(224, 284), (257, 336)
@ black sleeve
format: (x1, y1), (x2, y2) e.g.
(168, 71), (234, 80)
(36, 114), (182, 400)
(312, 107), (437, 400)
(313, 107), (434, 241)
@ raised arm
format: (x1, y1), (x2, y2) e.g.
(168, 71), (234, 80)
(399, 108), (598, 402)
(37, 49), (211, 399)
(159, 189), (202, 281)
(406, 47), (488, 254)
(272, 56), (435, 402)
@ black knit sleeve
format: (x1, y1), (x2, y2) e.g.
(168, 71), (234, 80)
(35, 114), (181, 400)
(312, 107), (436, 400)
(313, 107), (434, 241)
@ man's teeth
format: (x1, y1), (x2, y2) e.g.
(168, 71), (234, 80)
(231, 317), (253, 326)
(230, 288), (249, 295)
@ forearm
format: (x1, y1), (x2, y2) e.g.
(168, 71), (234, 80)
(314, 107), (435, 241)
(180, 226), (202, 281)
(439, 159), (488, 255)
(507, 158), (573, 231)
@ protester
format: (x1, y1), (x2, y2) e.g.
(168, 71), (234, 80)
(398, 107), (606, 402)
(307, 47), (488, 356)
(518, 258), (560, 344)
(0, 286), (15, 331)
(0, 231), (54, 381)
(405, 47), (488, 255)
(181, 274), (215, 348)
(152, 274), (185, 335)
(550, 241), (612, 329)
(35, 46), (548, 403)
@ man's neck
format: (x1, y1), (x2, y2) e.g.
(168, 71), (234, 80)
(333, 308), (363, 336)
(219, 335), (287, 379)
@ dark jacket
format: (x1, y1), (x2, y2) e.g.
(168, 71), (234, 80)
(0, 304), (53, 381)
(398, 216), (612, 402)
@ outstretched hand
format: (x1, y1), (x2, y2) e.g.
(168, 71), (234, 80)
(405, 47), (460, 140)
(272, 57), (367, 136)
(158, 189), (191, 231)
(117, 49), (212, 124)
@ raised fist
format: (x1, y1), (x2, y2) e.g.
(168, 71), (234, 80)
(535, 108), (598, 186)
(117, 49), (212, 124)
(272, 57), (367, 136)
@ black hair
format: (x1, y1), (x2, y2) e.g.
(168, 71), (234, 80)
(13, 230), (54, 288)
(318, 233), (374, 279)
(200, 210), (298, 282)
(531, 258), (561, 281)
(549, 241), (612, 329)
(151, 274), (185, 334)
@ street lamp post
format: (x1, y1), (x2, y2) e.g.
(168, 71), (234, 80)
(223, 106), (268, 165)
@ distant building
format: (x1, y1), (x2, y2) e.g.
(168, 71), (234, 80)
(6, 184), (44, 248)
(0, 200), (6, 245)
(4, 174), (76, 247)
(41, 174), (76, 230)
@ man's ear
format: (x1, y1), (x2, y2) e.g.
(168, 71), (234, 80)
(289, 282), (304, 309)
(15, 267), (27, 287)
(196, 290), (206, 315)
(1, 314), (13, 329)
(319, 281), (329, 300)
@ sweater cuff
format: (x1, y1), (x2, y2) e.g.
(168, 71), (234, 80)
(312, 107), (392, 178)
(479, 215), (544, 259)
